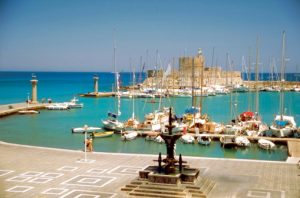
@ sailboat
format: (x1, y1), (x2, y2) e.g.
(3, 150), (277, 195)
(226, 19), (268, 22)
(102, 43), (124, 132)
(124, 62), (140, 130)
(270, 31), (297, 137)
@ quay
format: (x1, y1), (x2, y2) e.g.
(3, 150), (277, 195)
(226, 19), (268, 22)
(0, 141), (299, 198)
(0, 103), (46, 118)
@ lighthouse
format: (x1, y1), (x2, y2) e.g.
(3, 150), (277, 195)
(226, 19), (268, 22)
(30, 74), (38, 104)
(93, 74), (99, 94)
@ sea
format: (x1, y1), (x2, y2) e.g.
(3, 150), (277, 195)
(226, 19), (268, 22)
(0, 71), (299, 161)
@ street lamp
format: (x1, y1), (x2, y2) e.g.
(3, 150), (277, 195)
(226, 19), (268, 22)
(84, 124), (88, 162)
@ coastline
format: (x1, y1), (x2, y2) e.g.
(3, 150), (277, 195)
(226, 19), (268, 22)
(0, 141), (298, 164)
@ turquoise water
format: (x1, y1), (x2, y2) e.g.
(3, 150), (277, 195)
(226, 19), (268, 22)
(0, 72), (299, 161)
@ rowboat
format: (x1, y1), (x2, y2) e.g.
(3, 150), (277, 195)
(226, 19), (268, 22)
(91, 131), (114, 138)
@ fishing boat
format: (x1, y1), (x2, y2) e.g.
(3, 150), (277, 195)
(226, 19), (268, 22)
(197, 134), (211, 145)
(234, 136), (250, 147)
(72, 126), (102, 133)
(121, 131), (138, 141)
(258, 139), (275, 150)
(91, 131), (114, 138)
(64, 97), (83, 108)
(181, 134), (195, 144)
(18, 109), (39, 114)
(220, 136), (237, 148)
(270, 31), (297, 137)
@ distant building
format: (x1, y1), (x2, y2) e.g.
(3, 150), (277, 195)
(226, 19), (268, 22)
(143, 49), (243, 88)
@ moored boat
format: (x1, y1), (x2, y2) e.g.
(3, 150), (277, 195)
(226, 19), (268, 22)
(72, 126), (102, 133)
(121, 131), (138, 141)
(91, 131), (114, 138)
(197, 134), (211, 146)
(47, 103), (69, 110)
(258, 139), (275, 150)
(64, 97), (83, 108)
(234, 136), (250, 147)
(18, 110), (40, 114)
(181, 134), (195, 144)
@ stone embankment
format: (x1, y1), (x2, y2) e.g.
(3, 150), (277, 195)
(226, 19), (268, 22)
(0, 103), (46, 117)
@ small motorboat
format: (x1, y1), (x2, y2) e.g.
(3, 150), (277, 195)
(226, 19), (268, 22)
(121, 131), (138, 141)
(64, 97), (83, 108)
(181, 134), (195, 144)
(197, 134), (211, 146)
(234, 136), (250, 147)
(91, 131), (114, 138)
(47, 103), (69, 110)
(72, 127), (102, 133)
(258, 139), (275, 150)
(18, 110), (39, 114)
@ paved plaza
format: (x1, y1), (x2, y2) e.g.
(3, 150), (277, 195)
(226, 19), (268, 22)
(0, 141), (299, 198)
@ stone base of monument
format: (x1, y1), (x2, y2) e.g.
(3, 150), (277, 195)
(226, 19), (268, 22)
(121, 172), (215, 198)
(139, 165), (200, 184)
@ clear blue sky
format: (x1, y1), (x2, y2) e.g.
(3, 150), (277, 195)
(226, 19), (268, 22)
(0, 0), (299, 72)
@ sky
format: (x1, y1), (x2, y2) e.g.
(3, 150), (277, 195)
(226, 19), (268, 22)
(0, 0), (299, 72)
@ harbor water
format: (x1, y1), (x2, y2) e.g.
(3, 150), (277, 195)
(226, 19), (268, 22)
(0, 71), (299, 161)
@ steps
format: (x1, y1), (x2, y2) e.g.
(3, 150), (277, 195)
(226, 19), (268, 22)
(121, 177), (215, 198)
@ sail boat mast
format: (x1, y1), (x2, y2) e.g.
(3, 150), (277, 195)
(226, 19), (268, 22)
(280, 31), (286, 119)
(255, 37), (259, 114)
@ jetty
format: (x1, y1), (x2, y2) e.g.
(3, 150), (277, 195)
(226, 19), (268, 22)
(0, 103), (46, 118)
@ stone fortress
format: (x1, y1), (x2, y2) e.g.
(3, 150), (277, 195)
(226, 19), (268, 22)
(143, 49), (243, 89)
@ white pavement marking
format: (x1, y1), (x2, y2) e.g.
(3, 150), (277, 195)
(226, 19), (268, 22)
(41, 188), (69, 195)
(86, 168), (107, 175)
(40, 172), (64, 178)
(20, 171), (43, 177)
(0, 170), (14, 177)
(6, 185), (34, 193)
(60, 190), (116, 198)
(108, 165), (144, 175)
(57, 166), (79, 172)
(28, 177), (53, 184)
(6, 176), (32, 182)
(61, 175), (116, 188)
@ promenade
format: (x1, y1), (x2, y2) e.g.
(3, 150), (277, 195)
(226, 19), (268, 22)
(0, 141), (299, 198)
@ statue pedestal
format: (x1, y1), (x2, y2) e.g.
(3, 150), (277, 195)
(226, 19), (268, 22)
(139, 165), (200, 185)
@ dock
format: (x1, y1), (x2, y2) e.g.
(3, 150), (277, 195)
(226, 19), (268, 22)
(0, 103), (46, 118)
(79, 92), (115, 97)
(288, 140), (300, 157)
(0, 141), (299, 198)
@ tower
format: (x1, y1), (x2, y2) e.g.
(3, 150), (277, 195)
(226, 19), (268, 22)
(30, 74), (38, 104)
(93, 75), (99, 94)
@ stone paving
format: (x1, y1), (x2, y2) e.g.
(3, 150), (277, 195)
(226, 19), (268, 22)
(0, 141), (299, 198)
